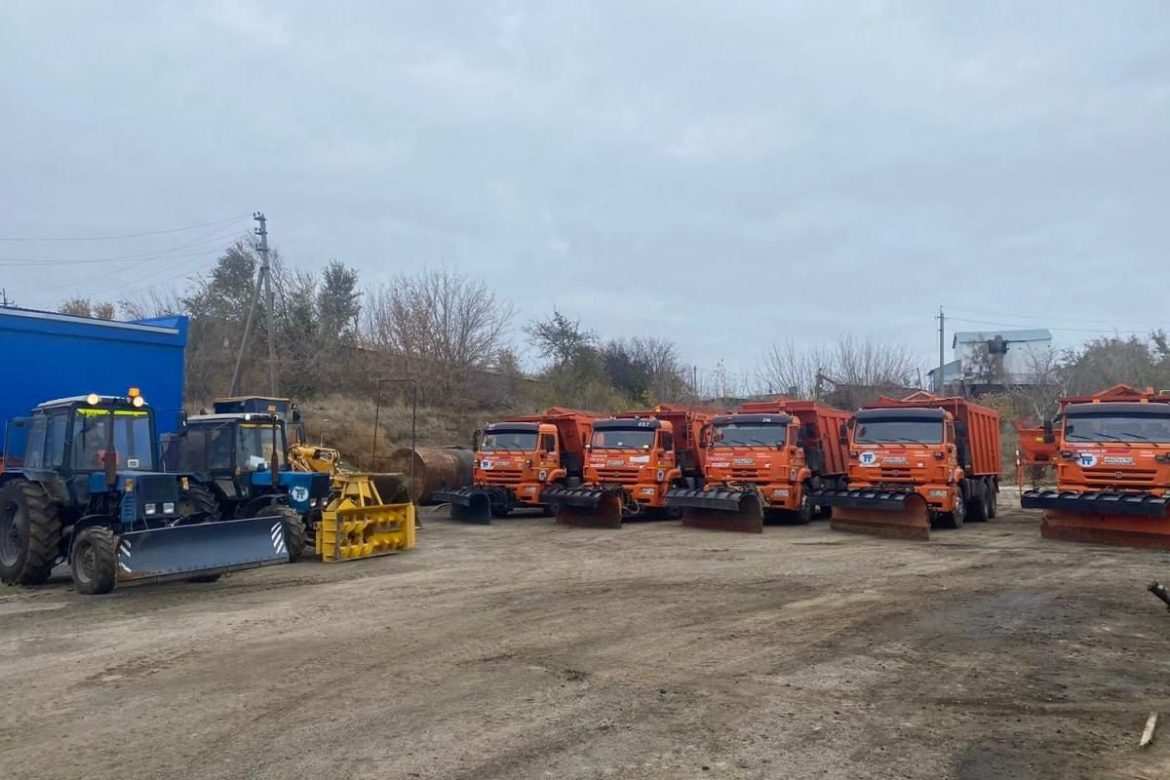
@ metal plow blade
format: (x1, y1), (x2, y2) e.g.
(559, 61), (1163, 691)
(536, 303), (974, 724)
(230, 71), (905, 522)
(546, 487), (624, 529)
(1033, 492), (1170, 549)
(433, 486), (492, 524)
(117, 515), (289, 585)
(669, 488), (764, 534)
(818, 490), (931, 541)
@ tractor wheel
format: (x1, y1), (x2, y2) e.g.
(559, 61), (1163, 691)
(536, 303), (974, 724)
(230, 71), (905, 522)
(273, 504), (307, 562)
(71, 526), (117, 595)
(178, 483), (220, 522)
(0, 480), (62, 586)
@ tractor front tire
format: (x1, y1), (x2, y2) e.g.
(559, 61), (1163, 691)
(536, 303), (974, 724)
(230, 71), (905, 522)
(0, 480), (62, 586)
(274, 504), (307, 562)
(179, 483), (220, 522)
(71, 526), (117, 595)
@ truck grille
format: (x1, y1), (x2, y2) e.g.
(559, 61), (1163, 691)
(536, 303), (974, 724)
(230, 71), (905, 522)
(729, 467), (763, 481)
(878, 468), (919, 482)
(1082, 468), (1157, 488)
(595, 468), (638, 484)
(483, 469), (524, 485)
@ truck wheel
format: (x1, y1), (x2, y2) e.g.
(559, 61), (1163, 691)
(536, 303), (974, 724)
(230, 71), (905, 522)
(71, 526), (117, 595)
(987, 479), (998, 519)
(490, 504), (512, 518)
(0, 480), (62, 586)
(939, 492), (966, 529)
(274, 504), (307, 562)
(966, 481), (988, 523)
(793, 489), (814, 525)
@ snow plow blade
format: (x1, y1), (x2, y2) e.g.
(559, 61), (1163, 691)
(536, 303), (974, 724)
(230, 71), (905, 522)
(545, 486), (624, 529)
(817, 490), (931, 541)
(433, 486), (492, 524)
(116, 515), (288, 586)
(1023, 490), (1170, 549)
(668, 488), (764, 534)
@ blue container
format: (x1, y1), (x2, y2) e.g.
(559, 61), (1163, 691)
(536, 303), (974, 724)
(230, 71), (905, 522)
(0, 307), (188, 447)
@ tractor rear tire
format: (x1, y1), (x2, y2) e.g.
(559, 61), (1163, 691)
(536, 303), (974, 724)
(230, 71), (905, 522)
(0, 480), (62, 586)
(178, 483), (220, 522)
(71, 526), (117, 595)
(274, 504), (307, 562)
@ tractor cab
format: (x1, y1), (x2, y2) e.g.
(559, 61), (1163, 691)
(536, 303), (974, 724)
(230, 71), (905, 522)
(212, 396), (306, 445)
(166, 411), (329, 523)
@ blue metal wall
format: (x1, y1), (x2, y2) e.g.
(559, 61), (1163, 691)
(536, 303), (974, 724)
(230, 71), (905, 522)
(0, 308), (189, 448)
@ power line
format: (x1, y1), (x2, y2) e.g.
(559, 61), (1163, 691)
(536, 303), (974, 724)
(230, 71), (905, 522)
(0, 213), (251, 242)
(0, 223), (249, 266)
(947, 305), (1162, 328)
(947, 315), (1157, 336)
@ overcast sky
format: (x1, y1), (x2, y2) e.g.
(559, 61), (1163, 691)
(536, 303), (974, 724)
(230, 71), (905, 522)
(2, 1), (1168, 381)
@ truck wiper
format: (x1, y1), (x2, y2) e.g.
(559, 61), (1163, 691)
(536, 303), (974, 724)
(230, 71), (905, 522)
(893, 437), (927, 445)
(1069, 431), (1130, 447)
(1116, 431), (1159, 447)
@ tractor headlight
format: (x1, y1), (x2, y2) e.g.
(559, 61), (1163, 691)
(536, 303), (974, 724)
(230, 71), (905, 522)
(85, 393), (100, 406)
(132, 395), (145, 408)
(145, 503), (157, 515)
(309, 498), (317, 507)
(162, 502), (175, 514)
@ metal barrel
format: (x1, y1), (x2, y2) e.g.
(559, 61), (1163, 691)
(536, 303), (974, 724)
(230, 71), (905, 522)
(382, 447), (475, 504)
(1022, 489), (1170, 518)
(116, 515), (288, 585)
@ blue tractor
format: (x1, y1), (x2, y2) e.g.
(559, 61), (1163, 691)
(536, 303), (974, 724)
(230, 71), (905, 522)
(162, 410), (330, 560)
(0, 391), (290, 594)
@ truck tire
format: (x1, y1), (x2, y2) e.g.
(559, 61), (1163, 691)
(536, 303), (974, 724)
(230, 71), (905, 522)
(0, 480), (62, 586)
(938, 491), (966, 529)
(71, 526), (117, 595)
(274, 504), (307, 562)
(793, 487), (815, 524)
(987, 479), (998, 519)
(966, 480), (988, 523)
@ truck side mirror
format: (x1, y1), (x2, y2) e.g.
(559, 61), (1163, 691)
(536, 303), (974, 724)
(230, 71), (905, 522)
(1042, 419), (1055, 444)
(472, 429), (483, 451)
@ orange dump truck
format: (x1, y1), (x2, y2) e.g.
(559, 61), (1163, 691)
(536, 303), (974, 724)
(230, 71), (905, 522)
(1021, 384), (1170, 549)
(815, 392), (1001, 540)
(543, 403), (715, 528)
(665, 400), (850, 533)
(434, 408), (599, 523)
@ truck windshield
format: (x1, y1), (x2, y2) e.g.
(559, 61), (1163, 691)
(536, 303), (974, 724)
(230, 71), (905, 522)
(1064, 414), (1170, 443)
(238, 423), (286, 470)
(72, 408), (155, 471)
(591, 428), (656, 450)
(481, 431), (538, 451)
(713, 423), (786, 447)
(854, 419), (943, 445)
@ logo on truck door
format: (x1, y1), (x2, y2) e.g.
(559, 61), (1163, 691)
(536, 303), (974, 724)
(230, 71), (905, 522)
(1077, 453), (1097, 468)
(859, 451), (878, 467)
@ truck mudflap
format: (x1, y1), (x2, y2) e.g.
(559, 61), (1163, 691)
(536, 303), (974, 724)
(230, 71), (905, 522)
(543, 485), (624, 529)
(116, 515), (288, 585)
(667, 487), (764, 534)
(1022, 490), (1170, 549)
(433, 486), (492, 524)
(816, 489), (931, 541)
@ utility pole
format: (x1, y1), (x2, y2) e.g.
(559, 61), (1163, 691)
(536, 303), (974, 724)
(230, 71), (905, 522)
(229, 212), (277, 396)
(936, 306), (945, 393)
(255, 212), (277, 395)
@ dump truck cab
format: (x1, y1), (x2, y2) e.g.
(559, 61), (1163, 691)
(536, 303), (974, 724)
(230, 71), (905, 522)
(0, 392), (289, 594)
(164, 411), (329, 558)
(817, 392), (1001, 540)
(436, 408), (597, 523)
(548, 404), (713, 528)
(1022, 384), (1170, 548)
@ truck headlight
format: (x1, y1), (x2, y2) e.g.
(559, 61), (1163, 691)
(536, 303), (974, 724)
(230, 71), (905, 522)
(162, 502), (175, 514)
(145, 503), (157, 515)
(656, 469), (665, 482)
(929, 489), (948, 497)
(539, 470), (547, 481)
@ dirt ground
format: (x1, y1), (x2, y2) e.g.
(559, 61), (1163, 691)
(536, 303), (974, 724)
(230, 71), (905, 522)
(3, 490), (1170, 780)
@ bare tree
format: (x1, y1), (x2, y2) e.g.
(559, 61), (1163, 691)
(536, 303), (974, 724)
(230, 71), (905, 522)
(757, 336), (919, 405)
(58, 297), (116, 320)
(363, 268), (514, 405)
(1007, 344), (1067, 422)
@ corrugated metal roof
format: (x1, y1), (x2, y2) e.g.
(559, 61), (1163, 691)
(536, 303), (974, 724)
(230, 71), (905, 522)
(952, 328), (1052, 346)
